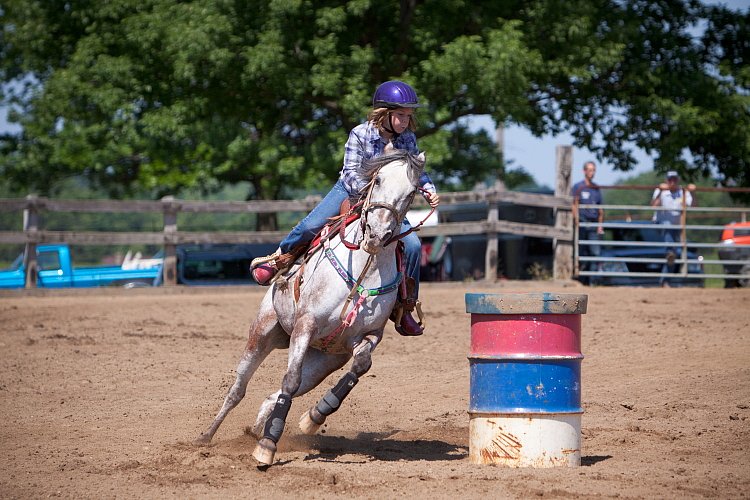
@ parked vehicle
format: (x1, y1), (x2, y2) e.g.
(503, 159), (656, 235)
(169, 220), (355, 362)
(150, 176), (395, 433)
(0, 243), (279, 289)
(591, 221), (704, 287)
(417, 190), (554, 281)
(0, 244), (161, 289)
(597, 247), (705, 287)
(173, 243), (277, 286)
(718, 221), (750, 288)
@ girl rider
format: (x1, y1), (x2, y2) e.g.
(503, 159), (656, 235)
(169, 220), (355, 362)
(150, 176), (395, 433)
(251, 81), (440, 336)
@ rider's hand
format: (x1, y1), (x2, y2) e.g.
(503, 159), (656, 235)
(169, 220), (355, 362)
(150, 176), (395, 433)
(686, 183), (697, 192)
(426, 192), (440, 208)
(658, 182), (669, 190)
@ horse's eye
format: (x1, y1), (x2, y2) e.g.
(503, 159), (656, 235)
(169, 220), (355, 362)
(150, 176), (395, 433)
(374, 177), (381, 186)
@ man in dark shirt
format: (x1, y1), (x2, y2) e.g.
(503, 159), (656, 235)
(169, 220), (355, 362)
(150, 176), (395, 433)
(571, 161), (604, 285)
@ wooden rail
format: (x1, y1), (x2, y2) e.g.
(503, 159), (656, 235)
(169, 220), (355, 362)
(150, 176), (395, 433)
(1, 152), (576, 287)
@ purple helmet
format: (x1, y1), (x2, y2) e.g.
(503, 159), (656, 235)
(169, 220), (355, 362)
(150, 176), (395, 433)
(372, 80), (420, 109)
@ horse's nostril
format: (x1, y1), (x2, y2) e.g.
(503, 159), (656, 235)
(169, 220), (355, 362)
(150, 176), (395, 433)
(382, 230), (392, 242)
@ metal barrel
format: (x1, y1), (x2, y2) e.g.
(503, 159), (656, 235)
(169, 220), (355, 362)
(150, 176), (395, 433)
(465, 292), (587, 467)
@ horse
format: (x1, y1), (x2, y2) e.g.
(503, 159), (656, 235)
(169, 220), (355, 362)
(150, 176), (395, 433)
(195, 150), (427, 466)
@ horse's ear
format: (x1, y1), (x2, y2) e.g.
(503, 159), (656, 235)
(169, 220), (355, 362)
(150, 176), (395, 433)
(417, 152), (426, 164)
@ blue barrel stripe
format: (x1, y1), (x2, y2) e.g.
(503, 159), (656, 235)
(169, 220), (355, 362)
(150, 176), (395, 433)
(469, 358), (582, 414)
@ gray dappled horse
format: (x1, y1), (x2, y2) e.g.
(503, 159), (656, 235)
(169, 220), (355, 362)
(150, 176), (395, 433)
(196, 150), (426, 466)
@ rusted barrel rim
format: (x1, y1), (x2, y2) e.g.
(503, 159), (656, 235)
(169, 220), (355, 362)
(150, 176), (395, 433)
(465, 293), (588, 315)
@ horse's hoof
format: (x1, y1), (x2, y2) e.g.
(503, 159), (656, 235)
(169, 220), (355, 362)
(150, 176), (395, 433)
(252, 438), (276, 466)
(299, 410), (322, 435)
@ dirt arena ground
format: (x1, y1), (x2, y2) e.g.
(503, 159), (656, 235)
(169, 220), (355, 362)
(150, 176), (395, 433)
(0, 281), (748, 499)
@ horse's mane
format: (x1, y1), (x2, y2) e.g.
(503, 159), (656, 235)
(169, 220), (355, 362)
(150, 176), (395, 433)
(358, 150), (425, 187)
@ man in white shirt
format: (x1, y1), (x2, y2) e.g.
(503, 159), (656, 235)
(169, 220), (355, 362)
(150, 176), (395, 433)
(650, 171), (697, 286)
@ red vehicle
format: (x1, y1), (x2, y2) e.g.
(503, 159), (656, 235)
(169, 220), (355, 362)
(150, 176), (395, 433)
(718, 222), (750, 288)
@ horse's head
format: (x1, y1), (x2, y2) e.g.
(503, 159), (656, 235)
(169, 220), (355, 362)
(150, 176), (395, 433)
(358, 150), (426, 254)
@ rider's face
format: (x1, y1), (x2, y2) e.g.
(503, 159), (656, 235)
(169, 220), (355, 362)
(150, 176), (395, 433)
(389, 108), (414, 134)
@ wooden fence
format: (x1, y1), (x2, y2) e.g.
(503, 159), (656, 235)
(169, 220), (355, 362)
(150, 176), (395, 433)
(0, 147), (576, 288)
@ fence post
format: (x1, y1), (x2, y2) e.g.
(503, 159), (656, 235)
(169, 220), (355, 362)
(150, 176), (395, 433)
(554, 146), (573, 280)
(162, 196), (179, 286)
(680, 190), (689, 276)
(22, 195), (39, 289)
(485, 185), (500, 282)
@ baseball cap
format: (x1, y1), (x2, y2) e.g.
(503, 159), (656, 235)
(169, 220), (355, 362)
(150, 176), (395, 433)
(666, 170), (679, 179)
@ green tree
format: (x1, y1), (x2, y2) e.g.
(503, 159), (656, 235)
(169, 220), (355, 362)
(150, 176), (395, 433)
(1, 0), (748, 226)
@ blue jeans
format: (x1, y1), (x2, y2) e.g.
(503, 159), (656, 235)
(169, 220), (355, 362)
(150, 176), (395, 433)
(399, 223), (422, 296)
(659, 221), (682, 283)
(280, 180), (422, 296)
(280, 180), (349, 253)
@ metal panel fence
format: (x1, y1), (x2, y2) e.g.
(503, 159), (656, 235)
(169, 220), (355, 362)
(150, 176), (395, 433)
(575, 200), (750, 285)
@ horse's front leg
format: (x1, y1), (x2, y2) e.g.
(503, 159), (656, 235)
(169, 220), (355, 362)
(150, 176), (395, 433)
(248, 348), (350, 439)
(252, 315), (318, 466)
(299, 329), (383, 435)
(196, 296), (287, 445)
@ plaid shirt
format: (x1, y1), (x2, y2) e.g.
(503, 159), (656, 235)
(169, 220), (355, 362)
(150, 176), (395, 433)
(339, 121), (436, 198)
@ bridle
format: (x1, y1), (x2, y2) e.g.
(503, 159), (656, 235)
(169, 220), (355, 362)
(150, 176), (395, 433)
(339, 166), (434, 250)
(361, 170), (412, 231)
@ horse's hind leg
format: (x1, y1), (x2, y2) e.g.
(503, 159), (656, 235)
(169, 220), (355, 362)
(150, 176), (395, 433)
(300, 330), (382, 435)
(195, 298), (287, 445)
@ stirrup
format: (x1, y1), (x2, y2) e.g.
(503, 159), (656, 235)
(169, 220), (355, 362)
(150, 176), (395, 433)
(391, 300), (425, 333)
(414, 300), (425, 328)
(251, 249), (281, 268)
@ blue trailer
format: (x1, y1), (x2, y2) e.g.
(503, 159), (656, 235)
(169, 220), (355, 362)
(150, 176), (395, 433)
(0, 244), (162, 289)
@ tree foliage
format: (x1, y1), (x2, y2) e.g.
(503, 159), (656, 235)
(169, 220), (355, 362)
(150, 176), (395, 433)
(1, 0), (748, 215)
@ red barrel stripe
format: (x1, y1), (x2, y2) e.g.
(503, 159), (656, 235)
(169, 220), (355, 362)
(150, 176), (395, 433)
(470, 314), (581, 357)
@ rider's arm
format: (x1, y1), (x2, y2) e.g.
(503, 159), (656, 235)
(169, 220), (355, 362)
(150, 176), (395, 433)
(339, 126), (369, 195)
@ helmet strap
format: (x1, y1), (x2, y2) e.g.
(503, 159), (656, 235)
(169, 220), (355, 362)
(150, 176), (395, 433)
(382, 113), (397, 135)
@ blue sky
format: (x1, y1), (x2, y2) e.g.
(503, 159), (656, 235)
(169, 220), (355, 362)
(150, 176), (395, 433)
(465, 116), (648, 188)
(469, 0), (750, 188)
(2, 0), (746, 189)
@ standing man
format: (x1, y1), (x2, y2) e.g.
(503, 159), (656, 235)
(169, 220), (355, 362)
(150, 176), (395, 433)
(650, 170), (697, 287)
(572, 161), (604, 285)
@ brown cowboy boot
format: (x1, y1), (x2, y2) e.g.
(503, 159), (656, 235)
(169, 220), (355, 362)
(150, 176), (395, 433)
(251, 245), (306, 286)
(391, 277), (424, 336)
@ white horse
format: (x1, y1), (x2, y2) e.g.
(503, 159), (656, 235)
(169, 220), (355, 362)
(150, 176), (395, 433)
(196, 150), (426, 466)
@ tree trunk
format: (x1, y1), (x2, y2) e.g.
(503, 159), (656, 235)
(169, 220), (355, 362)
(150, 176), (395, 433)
(256, 212), (278, 231)
(251, 181), (279, 231)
